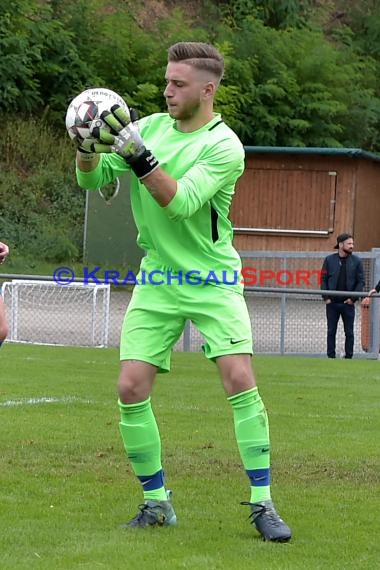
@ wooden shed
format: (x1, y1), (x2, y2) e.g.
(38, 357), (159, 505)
(232, 147), (380, 252)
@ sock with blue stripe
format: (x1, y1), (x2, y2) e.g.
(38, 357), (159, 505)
(228, 387), (271, 503)
(119, 397), (167, 501)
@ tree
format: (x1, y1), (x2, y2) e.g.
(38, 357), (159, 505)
(218, 15), (380, 148)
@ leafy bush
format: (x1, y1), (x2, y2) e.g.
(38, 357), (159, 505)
(35, 224), (79, 263)
(0, 118), (84, 261)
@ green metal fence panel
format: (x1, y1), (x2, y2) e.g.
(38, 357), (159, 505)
(83, 173), (142, 268)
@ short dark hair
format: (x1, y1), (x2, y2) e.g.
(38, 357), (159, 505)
(168, 42), (224, 84)
(334, 232), (353, 249)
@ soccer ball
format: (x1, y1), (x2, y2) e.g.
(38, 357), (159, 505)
(65, 87), (129, 141)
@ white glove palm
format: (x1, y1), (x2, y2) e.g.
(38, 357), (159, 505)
(82, 104), (159, 179)
(84, 105), (144, 159)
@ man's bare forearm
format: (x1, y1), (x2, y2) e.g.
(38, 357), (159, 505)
(140, 167), (177, 207)
(76, 152), (100, 172)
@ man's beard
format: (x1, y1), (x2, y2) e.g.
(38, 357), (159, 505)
(174, 100), (201, 121)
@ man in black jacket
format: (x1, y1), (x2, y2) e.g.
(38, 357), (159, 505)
(321, 233), (365, 359)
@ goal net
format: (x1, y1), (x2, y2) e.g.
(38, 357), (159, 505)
(1, 280), (110, 348)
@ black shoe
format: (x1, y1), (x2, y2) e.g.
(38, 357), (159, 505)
(241, 500), (292, 542)
(122, 497), (177, 529)
(328, 355), (336, 359)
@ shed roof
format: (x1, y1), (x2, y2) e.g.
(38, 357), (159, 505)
(244, 146), (380, 163)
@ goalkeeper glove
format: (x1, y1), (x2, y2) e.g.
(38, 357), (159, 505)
(86, 105), (159, 179)
(72, 134), (98, 162)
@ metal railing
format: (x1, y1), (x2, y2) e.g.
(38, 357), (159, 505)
(1, 249), (379, 357)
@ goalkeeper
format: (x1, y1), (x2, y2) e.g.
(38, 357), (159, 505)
(0, 241), (9, 346)
(74, 42), (291, 542)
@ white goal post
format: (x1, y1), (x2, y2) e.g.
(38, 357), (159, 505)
(1, 280), (110, 348)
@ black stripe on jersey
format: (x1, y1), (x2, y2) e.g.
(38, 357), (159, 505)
(210, 206), (219, 242)
(208, 120), (224, 131)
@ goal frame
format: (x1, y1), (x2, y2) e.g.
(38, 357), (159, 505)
(1, 279), (110, 348)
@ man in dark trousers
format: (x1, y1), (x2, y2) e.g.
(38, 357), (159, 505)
(321, 233), (365, 359)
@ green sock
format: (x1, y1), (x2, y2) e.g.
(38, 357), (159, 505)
(118, 397), (167, 501)
(228, 387), (271, 503)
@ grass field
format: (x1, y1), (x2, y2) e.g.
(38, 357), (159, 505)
(1, 344), (379, 570)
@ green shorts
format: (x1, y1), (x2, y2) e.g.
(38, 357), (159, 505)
(120, 279), (253, 372)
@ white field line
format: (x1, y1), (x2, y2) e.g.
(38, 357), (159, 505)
(0, 396), (93, 407)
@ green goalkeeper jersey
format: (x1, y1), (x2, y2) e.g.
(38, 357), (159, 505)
(76, 112), (245, 292)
